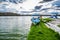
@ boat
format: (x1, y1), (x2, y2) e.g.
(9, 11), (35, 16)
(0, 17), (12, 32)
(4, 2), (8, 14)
(31, 14), (40, 25)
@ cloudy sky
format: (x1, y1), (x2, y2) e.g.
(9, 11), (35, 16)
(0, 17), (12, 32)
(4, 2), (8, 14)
(0, 0), (42, 12)
(0, 0), (60, 14)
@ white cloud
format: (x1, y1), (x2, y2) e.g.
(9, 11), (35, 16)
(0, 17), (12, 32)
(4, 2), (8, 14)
(8, 0), (42, 11)
(0, 0), (59, 14)
(0, 0), (42, 13)
(21, 0), (42, 10)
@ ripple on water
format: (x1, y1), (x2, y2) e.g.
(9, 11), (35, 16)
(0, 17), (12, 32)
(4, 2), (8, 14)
(0, 16), (32, 40)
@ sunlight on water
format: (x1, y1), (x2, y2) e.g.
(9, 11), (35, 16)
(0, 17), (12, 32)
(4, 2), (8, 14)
(0, 16), (32, 40)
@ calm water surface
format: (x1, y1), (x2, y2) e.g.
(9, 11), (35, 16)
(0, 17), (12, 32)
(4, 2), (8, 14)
(0, 16), (32, 40)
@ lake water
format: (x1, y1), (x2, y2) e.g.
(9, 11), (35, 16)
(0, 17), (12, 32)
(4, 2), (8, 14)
(0, 16), (32, 40)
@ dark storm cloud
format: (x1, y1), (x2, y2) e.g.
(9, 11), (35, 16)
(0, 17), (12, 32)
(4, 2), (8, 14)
(39, 0), (53, 3)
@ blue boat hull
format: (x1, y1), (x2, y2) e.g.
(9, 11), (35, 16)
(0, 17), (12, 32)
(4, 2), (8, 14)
(31, 18), (40, 25)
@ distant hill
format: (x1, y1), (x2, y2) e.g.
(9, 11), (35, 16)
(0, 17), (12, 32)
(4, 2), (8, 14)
(0, 12), (20, 16)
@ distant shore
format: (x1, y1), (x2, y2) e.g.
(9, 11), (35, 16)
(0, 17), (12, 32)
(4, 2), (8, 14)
(0, 12), (21, 16)
(0, 12), (60, 16)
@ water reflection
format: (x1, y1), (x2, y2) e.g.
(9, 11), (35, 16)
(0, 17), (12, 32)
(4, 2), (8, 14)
(0, 16), (32, 40)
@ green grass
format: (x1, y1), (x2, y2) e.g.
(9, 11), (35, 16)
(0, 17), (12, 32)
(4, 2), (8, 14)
(27, 21), (60, 40)
(42, 18), (53, 23)
(57, 24), (60, 27)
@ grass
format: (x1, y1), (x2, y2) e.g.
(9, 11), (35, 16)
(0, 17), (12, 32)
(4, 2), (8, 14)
(27, 21), (60, 40)
(42, 18), (53, 23)
(57, 24), (60, 27)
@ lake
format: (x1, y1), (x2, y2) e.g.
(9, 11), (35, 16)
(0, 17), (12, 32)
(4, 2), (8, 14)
(0, 16), (32, 40)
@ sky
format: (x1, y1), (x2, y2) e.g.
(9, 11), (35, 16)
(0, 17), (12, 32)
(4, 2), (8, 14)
(0, 0), (42, 12)
(0, 0), (60, 14)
